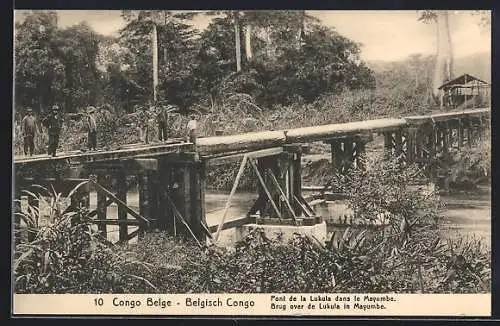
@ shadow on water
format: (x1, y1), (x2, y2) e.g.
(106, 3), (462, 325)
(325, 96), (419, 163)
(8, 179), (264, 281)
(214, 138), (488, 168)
(33, 185), (488, 247)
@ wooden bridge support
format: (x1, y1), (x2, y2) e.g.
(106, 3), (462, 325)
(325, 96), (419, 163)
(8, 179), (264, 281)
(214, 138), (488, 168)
(327, 135), (369, 174)
(239, 145), (311, 226)
(116, 170), (128, 242)
(165, 160), (207, 243)
(382, 129), (406, 159)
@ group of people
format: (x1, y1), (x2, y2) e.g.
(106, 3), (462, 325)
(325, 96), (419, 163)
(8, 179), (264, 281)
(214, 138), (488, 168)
(19, 103), (198, 158)
(20, 105), (63, 157)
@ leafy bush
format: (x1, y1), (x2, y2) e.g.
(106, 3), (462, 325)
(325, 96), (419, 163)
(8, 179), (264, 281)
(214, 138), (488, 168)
(330, 154), (442, 227)
(13, 184), (156, 293)
(125, 226), (490, 294)
(437, 128), (490, 192)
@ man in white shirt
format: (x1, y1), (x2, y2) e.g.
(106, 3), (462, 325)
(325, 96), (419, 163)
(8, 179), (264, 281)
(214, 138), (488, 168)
(187, 114), (197, 145)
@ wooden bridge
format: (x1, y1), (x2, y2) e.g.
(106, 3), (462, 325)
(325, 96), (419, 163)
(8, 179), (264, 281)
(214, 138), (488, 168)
(13, 108), (490, 246)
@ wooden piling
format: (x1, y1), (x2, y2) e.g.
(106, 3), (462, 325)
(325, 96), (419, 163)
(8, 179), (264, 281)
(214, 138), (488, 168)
(189, 162), (205, 242)
(355, 138), (366, 170)
(96, 174), (107, 237)
(442, 122), (449, 153)
(343, 140), (354, 173)
(330, 141), (342, 174)
(157, 160), (169, 232)
(413, 129), (421, 164)
(291, 148), (302, 214)
(384, 132), (393, 155)
(407, 127), (418, 164)
(138, 172), (151, 239)
(457, 119), (464, 149)
(394, 129), (403, 157)
(116, 170), (128, 242)
(466, 119), (473, 147)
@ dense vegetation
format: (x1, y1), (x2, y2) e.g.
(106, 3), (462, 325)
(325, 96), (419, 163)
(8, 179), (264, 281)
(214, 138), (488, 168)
(15, 11), (375, 114)
(14, 156), (490, 294)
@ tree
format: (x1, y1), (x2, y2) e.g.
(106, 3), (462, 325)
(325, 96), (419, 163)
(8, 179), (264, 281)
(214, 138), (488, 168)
(52, 23), (102, 111)
(119, 10), (199, 109)
(418, 10), (454, 100)
(243, 11), (319, 61)
(14, 11), (64, 113)
(15, 11), (102, 113)
(233, 11), (242, 72)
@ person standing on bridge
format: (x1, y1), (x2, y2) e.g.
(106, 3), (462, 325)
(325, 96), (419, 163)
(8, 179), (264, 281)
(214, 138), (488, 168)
(86, 106), (98, 151)
(21, 108), (38, 156)
(138, 105), (153, 144)
(42, 105), (63, 157)
(186, 114), (197, 146)
(157, 104), (173, 142)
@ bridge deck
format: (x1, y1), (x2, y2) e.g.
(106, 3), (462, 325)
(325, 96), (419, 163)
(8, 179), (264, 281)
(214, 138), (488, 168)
(14, 140), (194, 166)
(14, 108), (490, 166)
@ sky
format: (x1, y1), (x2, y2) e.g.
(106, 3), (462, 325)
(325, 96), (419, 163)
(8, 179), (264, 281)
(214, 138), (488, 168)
(15, 10), (491, 62)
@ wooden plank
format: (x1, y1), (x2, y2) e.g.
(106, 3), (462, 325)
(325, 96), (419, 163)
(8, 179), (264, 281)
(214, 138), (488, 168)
(165, 194), (202, 248)
(15, 142), (191, 165)
(299, 195), (315, 214)
(200, 220), (213, 239)
(206, 147), (284, 163)
(343, 140), (354, 172)
(117, 229), (140, 244)
(286, 118), (406, 143)
(291, 151), (302, 213)
(133, 158), (158, 171)
(208, 217), (254, 233)
(116, 170), (128, 242)
(96, 174), (107, 236)
(138, 172), (151, 239)
(249, 158), (282, 220)
(268, 170), (298, 221)
(156, 160), (171, 232)
(197, 131), (286, 156)
(384, 132), (393, 153)
(394, 130), (403, 156)
(189, 163), (205, 241)
(91, 180), (150, 225)
(441, 123), (448, 152)
(458, 119), (464, 149)
(405, 107), (490, 124)
(214, 155), (248, 242)
(406, 127), (418, 163)
(294, 195), (313, 217)
(466, 119), (473, 147)
(331, 141), (342, 174)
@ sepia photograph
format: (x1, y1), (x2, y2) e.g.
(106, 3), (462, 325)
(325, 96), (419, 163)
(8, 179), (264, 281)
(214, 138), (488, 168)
(12, 9), (491, 315)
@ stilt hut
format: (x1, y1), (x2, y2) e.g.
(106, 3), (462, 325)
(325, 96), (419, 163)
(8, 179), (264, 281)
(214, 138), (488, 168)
(438, 73), (490, 110)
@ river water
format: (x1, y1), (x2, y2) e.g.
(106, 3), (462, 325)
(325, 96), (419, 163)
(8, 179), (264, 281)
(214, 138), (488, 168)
(81, 185), (490, 248)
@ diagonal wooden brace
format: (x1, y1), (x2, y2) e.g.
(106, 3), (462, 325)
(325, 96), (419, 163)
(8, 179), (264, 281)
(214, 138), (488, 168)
(249, 158), (282, 221)
(90, 180), (150, 226)
(267, 169), (298, 222)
